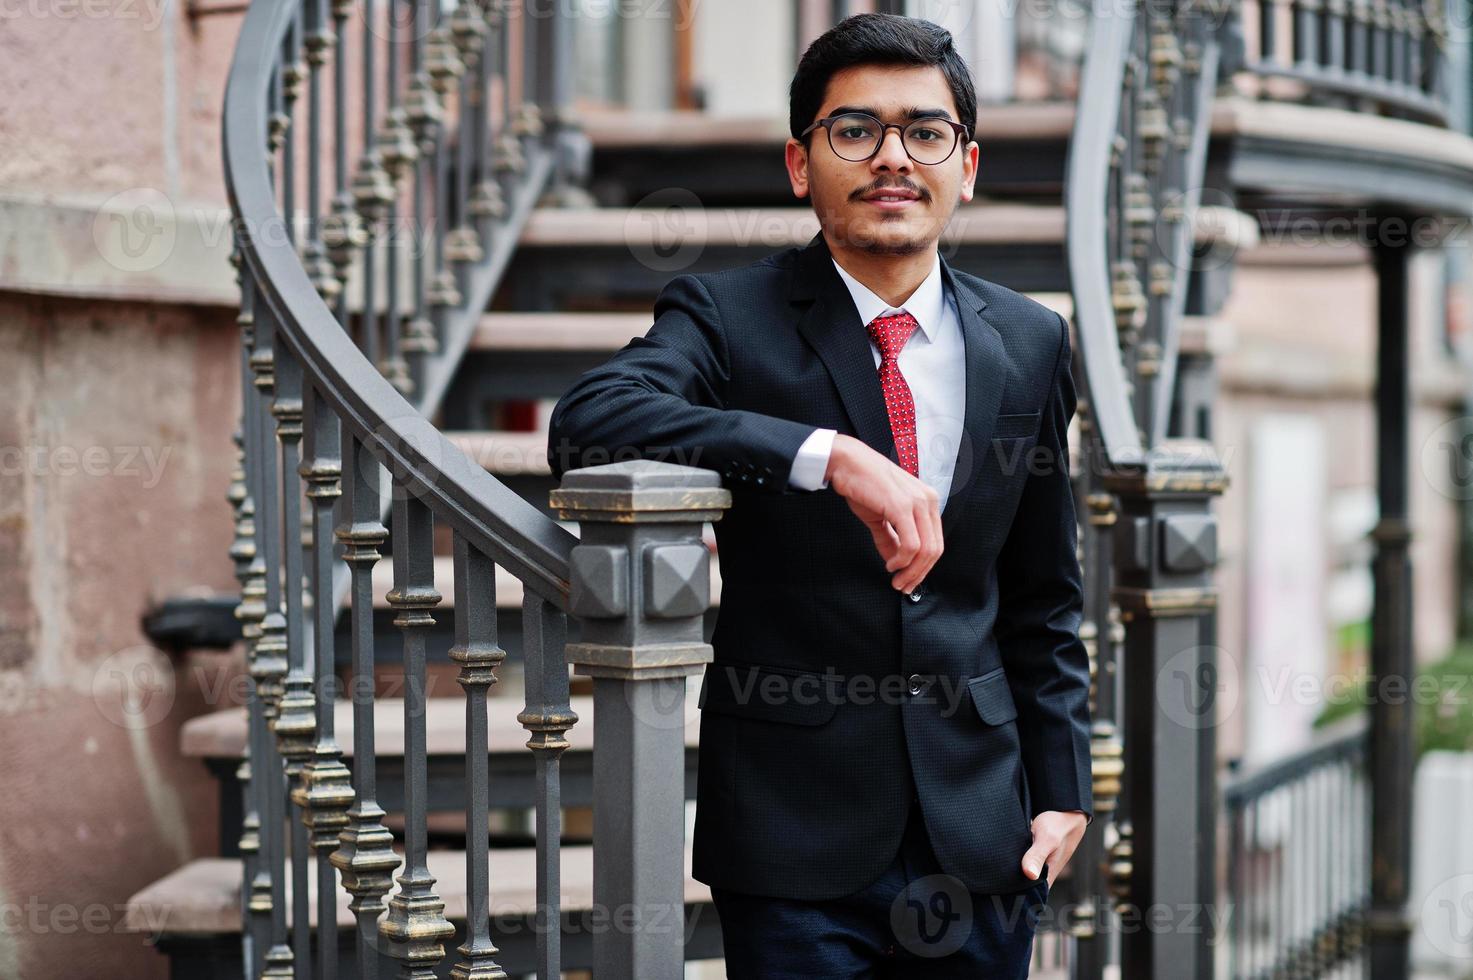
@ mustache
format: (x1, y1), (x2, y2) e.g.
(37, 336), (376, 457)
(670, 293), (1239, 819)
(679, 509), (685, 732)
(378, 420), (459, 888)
(851, 180), (929, 201)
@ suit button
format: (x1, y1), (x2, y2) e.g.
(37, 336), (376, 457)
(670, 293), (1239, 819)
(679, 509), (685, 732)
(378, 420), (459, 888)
(908, 588), (924, 602)
(907, 673), (924, 696)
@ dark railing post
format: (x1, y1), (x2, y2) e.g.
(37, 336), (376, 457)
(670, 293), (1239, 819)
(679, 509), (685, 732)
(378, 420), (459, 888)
(1367, 231), (1414, 980)
(551, 461), (731, 980)
(1107, 442), (1227, 980)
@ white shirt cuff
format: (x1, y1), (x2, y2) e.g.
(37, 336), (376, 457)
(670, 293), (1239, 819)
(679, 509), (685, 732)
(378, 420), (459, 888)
(788, 428), (837, 491)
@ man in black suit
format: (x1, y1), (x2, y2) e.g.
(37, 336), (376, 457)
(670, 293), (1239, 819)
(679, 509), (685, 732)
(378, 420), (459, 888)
(547, 12), (1092, 977)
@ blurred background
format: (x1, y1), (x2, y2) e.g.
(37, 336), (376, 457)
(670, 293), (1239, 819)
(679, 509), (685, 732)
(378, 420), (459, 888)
(4, 0), (1473, 976)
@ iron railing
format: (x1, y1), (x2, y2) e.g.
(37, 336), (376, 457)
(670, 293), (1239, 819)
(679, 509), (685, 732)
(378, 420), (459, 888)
(1064, 0), (1229, 976)
(225, 0), (714, 978)
(1223, 0), (1449, 123)
(1223, 720), (1371, 979)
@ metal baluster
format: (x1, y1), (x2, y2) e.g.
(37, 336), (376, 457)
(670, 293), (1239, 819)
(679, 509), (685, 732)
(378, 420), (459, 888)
(1348, 0), (1370, 83)
(467, 0), (507, 232)
(1228, 799), (1243, 980)
(403, 0), (442, 381)
(1389, 0), (1408, 88)
(227, 415), (257, 975)
(283, 10), (304, 249)
(252, 302), (294, 980)
(322, 0), (365, 324)
(446, 0), (487, 275)
(1324, 0), (1347, 74)
(355, 0), (395, 365)
(494, 0), (524, 182)
(537, 0), (585, 203)
(332, 435), (400, 980)
(1260, 0), (1279, 67)
(273, 337), (317, 980)
(304, 0), (341, 305)
(296, 385), (355, 980)
(516, 0), (544, 152)
(381, 494), (454, 979)
(237, 272), (271, 977)
(449, 536), (508, 980)
(1370, 0), (1390, 84)
(520, 592), (574, 979)
(380, 0), (418, 394)
(427, 5), (465, 347)
(1294, 0), (1320, 70)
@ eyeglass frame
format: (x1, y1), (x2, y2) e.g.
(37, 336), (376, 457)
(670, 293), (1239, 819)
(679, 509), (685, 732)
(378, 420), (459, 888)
(799, 111), (972, 165)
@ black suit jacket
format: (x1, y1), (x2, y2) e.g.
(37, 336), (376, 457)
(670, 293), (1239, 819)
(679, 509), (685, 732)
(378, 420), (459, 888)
(547, 233), (1093, 900)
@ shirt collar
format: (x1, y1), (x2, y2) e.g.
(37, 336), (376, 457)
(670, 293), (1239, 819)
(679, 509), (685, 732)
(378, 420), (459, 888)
(831, 253), (946, 342)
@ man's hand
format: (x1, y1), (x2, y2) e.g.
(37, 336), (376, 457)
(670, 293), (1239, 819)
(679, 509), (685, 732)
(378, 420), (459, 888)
(1022, 810), (1088, 888)
(824, 433), (943, 594)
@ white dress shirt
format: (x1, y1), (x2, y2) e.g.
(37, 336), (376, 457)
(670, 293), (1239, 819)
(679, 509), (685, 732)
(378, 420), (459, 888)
(787, 254), (967, 511)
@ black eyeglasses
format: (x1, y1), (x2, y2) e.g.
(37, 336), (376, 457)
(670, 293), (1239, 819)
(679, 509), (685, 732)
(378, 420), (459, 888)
(800, 111), (970, 166)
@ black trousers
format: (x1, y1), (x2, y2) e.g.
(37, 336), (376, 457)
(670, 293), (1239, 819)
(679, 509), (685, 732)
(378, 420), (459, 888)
(710, 797), (1050, 979)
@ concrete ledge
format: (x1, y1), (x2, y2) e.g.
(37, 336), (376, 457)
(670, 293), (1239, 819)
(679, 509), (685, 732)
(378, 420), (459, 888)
(0, 191), (238, 307)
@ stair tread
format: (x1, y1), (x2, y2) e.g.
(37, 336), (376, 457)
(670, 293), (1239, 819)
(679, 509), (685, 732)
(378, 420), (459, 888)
(519, 204), (1252, 250)
(124, 843), (709, 935)
(520, 204), (1061, 247)
(579, 104), (1077, 147)
(474, 296), (1075, 350)
(180, 693), (702, 759)
(475, 312), (656, 350)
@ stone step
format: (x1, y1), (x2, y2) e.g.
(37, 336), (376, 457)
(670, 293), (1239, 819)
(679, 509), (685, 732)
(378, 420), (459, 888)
(123, 844), (722, 974)
(186, 695), (703, 852)
(578, 105), (1078, 205)
(180, 694), (700, 762)
(498, 200), (1251, 315)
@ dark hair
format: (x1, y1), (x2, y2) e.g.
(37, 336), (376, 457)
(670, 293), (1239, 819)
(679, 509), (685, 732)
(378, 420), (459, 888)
(788, 13), (977, 142)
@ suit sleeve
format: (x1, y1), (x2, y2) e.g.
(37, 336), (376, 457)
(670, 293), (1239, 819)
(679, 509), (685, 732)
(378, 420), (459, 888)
(994, 311), (1094, 824)
(546, 273), (820, 492)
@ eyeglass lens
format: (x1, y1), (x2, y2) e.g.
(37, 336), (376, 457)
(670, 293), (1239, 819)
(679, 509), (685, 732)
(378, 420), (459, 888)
(825, 113), (958, 164)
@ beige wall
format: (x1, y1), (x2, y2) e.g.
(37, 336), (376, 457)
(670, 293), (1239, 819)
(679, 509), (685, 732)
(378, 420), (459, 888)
(1210, 243), (1466, 764)
(0, 293), (244, 978)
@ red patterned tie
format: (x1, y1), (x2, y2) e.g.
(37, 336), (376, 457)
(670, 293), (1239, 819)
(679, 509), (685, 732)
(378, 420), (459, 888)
(866, 312), (920, 477)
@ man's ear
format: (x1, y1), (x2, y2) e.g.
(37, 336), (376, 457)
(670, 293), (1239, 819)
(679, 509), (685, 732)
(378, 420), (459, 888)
(785, 138), (811, 200)
(959, 140), (980, 204)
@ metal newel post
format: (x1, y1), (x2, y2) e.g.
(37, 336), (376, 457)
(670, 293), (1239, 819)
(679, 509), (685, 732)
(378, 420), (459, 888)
(1108, 439), (1228, 980)
(550, 460), (731, 980)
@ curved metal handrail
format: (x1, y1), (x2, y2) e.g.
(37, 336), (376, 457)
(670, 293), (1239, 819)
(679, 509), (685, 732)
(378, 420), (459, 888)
(223, 0), (575, 604)
(1063, 7), (1145, 466)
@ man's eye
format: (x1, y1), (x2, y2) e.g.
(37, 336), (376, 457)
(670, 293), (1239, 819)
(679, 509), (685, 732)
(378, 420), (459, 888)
(909, 127), (943, 142)
(837, 127), (873, 140)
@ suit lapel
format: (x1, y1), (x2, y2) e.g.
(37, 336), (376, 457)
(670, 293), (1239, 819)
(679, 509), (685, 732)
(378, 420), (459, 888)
(938, 254), (1007, 543)
(791, 235), (898, 461)
(790, 233), (1009, 541)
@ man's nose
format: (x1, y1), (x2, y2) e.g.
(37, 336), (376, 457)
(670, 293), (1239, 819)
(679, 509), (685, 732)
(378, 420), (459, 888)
(870, 129), (912, 172)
